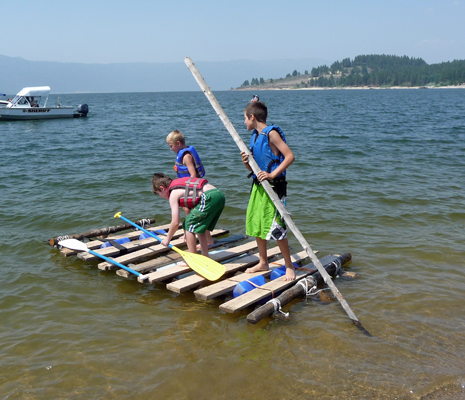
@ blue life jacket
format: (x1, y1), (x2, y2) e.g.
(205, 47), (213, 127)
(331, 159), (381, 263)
(174, 146), (206, 178)
(250, 125), (286, 179)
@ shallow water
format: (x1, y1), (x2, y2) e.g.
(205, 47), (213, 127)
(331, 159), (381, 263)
(1, 89), (464, 399)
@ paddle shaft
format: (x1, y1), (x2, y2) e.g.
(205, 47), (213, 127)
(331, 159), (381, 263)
(116, 214), (172, 249)
(184, 57), (370, 335)
(87, 248), (147, 280)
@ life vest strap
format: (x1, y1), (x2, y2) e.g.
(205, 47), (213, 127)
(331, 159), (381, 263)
(184, 177), (196, 206)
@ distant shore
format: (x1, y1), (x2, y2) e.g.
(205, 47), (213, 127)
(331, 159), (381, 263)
(232, 83), (465, 91)
(231, 83), (465, 91)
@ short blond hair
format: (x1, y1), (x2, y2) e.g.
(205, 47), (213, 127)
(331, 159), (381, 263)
(166, 129), (185, 145)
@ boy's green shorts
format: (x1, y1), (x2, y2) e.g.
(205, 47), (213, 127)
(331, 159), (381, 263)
(183, 188), (225, 234)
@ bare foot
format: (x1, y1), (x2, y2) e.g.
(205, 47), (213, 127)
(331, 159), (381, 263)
(196, 243), (214, 251)
(245, 262), (269, 274)
(176, 261), (189, 267)
(206, 231), (214, 246)
(283, 264), (296, 281)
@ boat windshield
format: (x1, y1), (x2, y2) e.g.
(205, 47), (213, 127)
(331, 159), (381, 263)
(10, 94), (23, 105)
(9, 95), (42, 108)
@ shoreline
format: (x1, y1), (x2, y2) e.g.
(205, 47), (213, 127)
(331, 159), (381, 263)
(232, 83), (465, 91)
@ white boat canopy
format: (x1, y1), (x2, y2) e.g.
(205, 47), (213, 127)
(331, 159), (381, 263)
(16, 86), (51, 97)
(8, 86), (51, 108)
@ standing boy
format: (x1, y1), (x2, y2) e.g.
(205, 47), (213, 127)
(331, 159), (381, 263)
(240, 101), (296, 281)
(151, 173), (225, 259)
(166, 129), (214, 247)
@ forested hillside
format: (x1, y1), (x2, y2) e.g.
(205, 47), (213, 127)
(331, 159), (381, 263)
(238, 55), (465, 89)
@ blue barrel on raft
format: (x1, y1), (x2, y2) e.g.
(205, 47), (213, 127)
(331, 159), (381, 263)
(100, 237), (130, 249)
(139, 230), (167, 240)
(139, 232), (153, 240)
(233, 275), (266, 298)
(270, 262), (300, 281)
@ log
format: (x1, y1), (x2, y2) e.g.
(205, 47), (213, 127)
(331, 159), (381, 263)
(219, 253), (332, 314)
(246, 253), (351, 324)
(48, 218), (156, 246)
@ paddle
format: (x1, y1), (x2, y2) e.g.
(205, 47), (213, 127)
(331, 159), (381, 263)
(184, 57), (371, 336)
(58, 238), (149, 281)
(114, 212), (226, 281)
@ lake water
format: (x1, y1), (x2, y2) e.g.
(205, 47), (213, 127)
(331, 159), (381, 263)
(1, 88), (464, 399)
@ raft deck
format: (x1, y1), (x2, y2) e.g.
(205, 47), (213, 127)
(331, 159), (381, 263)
(50, 218), (356, 322)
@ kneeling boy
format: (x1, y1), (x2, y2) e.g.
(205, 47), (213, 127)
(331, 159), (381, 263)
(151, 173), (225, 258)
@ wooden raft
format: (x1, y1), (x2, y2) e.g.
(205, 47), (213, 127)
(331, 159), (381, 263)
(51, 219), (356, 321)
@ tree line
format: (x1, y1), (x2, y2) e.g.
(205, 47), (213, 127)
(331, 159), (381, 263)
(240, 55), (465, 88)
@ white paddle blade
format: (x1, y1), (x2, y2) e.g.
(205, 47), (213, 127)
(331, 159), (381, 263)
(58, 239), (89, 252)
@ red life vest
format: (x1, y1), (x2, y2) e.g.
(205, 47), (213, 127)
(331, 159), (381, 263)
(169, 177), (209, 209)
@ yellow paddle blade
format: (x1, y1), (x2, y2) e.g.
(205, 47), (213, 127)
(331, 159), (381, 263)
(172, 246), (225, 281)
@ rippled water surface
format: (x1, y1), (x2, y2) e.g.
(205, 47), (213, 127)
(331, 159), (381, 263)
(1, 89), (464, 399)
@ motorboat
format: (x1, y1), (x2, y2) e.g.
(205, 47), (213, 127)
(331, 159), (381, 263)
(0, 86), (89, 120)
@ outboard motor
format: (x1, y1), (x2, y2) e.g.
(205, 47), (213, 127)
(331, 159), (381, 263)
(77, 104), (89, 116)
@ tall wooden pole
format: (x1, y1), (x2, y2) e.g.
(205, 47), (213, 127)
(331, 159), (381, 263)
(184, 57), (370, 336)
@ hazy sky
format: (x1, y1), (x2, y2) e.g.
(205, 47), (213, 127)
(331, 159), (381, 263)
(2, 0), (464, 65)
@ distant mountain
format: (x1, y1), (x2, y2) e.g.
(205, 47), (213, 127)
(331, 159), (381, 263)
(0, 55), (330, 94)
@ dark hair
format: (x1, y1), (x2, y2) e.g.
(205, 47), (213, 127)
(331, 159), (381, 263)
(152, 173), (172, 193)
(244, 101), (267, 123)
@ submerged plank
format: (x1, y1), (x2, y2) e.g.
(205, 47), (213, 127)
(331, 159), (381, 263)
(193, 250), (311, 300)
(144, 240), (258, 284)
(219, 254), (335, 314)
(98, 228), (229, 270)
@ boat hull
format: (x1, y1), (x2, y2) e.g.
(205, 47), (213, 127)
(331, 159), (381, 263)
(0, 107), (87, 120)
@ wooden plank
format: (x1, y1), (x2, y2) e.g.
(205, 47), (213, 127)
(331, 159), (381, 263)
(77, 228), (186, 261)
(193, 250), (312, 300)
(219, 255), (336, 314)
(98, 228), (229, 270)
(60, 223), (174, 257)
(116, 234), (246, 278)
(145, 241), (258, 283)
(167, 246), (292, 294)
